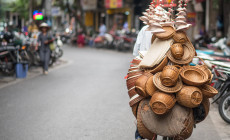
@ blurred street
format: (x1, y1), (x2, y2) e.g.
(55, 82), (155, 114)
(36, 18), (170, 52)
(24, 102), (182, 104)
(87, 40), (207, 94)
(0, 45), (229, 140)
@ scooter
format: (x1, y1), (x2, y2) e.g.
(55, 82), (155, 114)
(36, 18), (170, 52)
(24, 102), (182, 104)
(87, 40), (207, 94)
(94, 33), (113, 49)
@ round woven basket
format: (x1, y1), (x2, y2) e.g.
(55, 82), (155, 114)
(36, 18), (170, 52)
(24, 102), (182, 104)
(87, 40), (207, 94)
(149, 91), (176, 115)
(137, 101), (157, 140)
(160, 65), (180, 87)
(153, 72), (183, 94)
(173, 31), (187, 43)
(177, 86), (203, 108)
(155, 26), (175, 40)
(171, 43), (184, 60)
(194, 57), (212, 80)
(167, 40), (195, 65)
(135, 72), (153, 97)
(200, 84), (218, 98)
(145, 76), (157, 96)
(180, 66), (209, 86)
(145, 57), (168, 74)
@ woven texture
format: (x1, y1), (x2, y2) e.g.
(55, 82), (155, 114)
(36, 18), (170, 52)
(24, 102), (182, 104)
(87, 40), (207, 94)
(177, 86), (203, 108)
(173, 31), (187, 43)
(153, 72), (183, 93)
(160, 65), (180, 87)
(135, 72), (153, 97)
(144, 57), (169, 74)
(200, 84), (218, 98)
(180, 66), (209, 86)
(155, 26), (175, 40)
(145, 76), (157, 96)
(171, 43), (184, 60)
(149, 91), (176, 115)
(167, 39), (195, 65)
(140, 99), (194, 138)
(137, 101), (157, 140)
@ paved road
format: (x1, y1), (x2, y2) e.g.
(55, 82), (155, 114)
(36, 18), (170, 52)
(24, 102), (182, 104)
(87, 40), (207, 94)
(0, 46), (228, 140)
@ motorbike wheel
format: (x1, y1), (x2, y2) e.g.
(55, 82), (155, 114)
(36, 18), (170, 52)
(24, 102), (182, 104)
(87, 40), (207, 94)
(58, 49), (63, 58)
(219, 92), (230, 123)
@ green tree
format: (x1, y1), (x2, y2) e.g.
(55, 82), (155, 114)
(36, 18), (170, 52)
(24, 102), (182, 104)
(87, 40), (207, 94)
(11, 0), (29, 20)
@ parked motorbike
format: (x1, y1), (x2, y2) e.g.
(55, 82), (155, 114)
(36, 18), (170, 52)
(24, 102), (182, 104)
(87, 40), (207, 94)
(212, 64), (230, 123)
(94, 33), (113, 49)
(114, 30), (136, 52)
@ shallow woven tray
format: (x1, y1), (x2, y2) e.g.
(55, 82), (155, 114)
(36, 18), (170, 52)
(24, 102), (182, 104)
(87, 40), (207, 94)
(153, 72), (183, 93)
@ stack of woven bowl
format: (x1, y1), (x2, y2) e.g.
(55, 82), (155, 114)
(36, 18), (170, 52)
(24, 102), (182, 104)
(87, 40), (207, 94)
(126, 27), (218, 140)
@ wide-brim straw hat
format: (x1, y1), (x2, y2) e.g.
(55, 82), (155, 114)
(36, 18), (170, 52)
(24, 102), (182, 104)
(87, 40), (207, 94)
(153, 72), (183, 93)
(39, 22), (51, 30)
(167, 40), (195, 65)
(155, 26), (175, 40)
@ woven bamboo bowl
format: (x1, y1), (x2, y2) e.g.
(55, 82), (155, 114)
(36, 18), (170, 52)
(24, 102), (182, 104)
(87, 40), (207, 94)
(160, 65), (180, 87)
(200, 84), (218, 98)
(149, 91), (176, 115)
(180, 66), (209, 86)
(177, 86), (203, 108)
(129, 94), (145, 107)
(135, 72), (153, 97)
(145, 76), (157, 96)
(171, 43), (184, 60)
(145, 57), (168, 74)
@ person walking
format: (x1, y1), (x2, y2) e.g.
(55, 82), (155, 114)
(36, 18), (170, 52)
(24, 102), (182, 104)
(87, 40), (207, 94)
(36, 22), (54, 75)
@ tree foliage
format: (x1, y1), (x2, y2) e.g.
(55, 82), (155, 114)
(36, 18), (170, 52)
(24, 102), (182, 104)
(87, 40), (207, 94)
(11, 0), (29, 20)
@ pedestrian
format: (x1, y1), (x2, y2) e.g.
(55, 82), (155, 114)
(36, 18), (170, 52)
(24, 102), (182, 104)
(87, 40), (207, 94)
(99, 22), (107, 36)
(36, 22), (54, 75)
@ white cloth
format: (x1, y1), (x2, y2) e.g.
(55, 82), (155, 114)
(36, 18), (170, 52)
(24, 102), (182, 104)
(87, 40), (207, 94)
(133, 25), (152, 56)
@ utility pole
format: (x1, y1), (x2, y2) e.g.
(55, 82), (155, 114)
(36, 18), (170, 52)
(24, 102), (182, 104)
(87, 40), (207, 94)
(29, 0), (33, 22)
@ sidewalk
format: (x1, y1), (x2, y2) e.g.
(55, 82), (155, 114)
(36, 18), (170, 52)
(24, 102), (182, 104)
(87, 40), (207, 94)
(0, 59), (68, 89)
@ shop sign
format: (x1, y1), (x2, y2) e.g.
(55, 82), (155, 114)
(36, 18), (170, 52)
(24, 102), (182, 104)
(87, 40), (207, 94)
(81, 0), (97, 10)
(154, 0), (177, 7)
(105, 0), (123, 9)
(187, 12), (196, 26)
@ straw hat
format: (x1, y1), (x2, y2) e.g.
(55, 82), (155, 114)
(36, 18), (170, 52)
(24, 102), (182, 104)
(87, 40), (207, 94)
(39, 22), (50, 30)
(167, 40), (195, 65)
(153, 72), (183, 93)
(155, 26), (175, 40)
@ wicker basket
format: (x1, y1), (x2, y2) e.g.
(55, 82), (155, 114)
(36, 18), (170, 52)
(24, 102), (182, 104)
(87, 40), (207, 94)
(137, 102), (157, 140)
(160, 65), (180, 87)
(126, 75), (142, 90)
(177, 86), (203, 108)
(155, 26), (175, 40)
(149, 91), (176, 115)
(144, 57), (169, 74)
(153, 72), (183, 94)
(180, 66), (209, 86)
(200, 84), (218, 98)
(173, 31), (187, 43)
(195, 57), (212, 82)
(145, 76), (157, 96)
(171, 43), (184, 60)
(167, 40), (195, 65)
(135, 72), (153, 97)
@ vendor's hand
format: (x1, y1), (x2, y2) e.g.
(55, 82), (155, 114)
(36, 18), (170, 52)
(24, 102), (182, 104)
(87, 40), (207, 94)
(44, 40), (49, 44)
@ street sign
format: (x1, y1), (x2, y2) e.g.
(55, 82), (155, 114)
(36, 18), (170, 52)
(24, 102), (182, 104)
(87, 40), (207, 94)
(105, 0), (123, 9)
